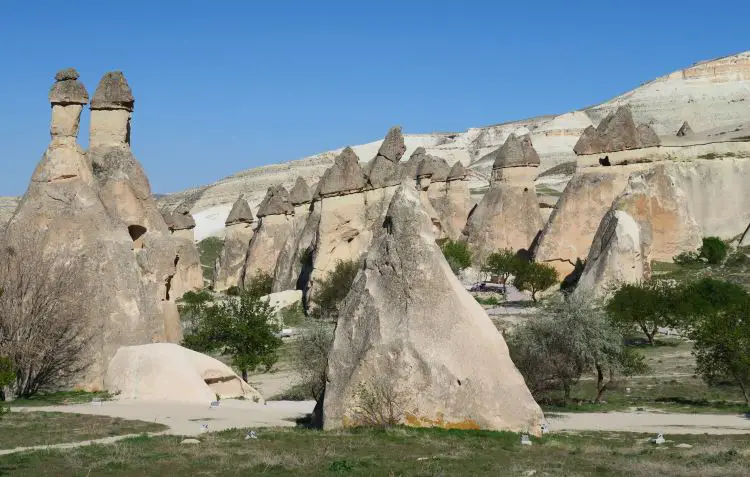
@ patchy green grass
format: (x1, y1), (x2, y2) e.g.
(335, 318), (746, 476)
(8, 390), (113, 408)
(0, 412), (166, 450)
(473, 294), (502, 306)
(268, 382), (312, 401)
(1, 427), (749, 476)
(197, 236), (225, 282)
(535, 185), (564, 198)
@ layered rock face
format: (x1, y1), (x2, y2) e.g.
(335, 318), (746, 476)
(4, 69), (187, 389)
(214, 195), (255, 291)
(323, 185), (544, 432)
(577, 159), (750, 296)
(462, 134), (544, 262)
(272, 178), (317, 292)
(0, 197), (19, 235)
(241, 185), (294, 280)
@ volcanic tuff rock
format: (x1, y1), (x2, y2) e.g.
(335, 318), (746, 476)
(90, 71), (134, 110)
(676, 121), (694, 137)
(428, 165), (471, 241)
(214, 195), (256, 291)
(577, 159), (750, 296)
(322, 185), (544, 432)
(573, 105), (660, 155)
(0, 197), (19, 234)
(105, 343), (263, 403)
(289, 177), (313, 205)
(490, 133), (541, 170)
(159, 52), (750, 241)
(242, 186), (295, 278)
(316, 147), (366, 197)
(3, 69), (200, 389)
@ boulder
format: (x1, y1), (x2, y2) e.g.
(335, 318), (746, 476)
(323, 185), (544, 433)
(104, 343), (263, 403)
(257, 185), (294, 217)
(289, 177), (313, 206)
(676, 121), (694, 137)
(49, 68), (89, 105)
(375, 126), (406, 163)
(316, 147), (366, 198)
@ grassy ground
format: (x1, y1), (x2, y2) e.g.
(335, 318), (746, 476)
(7, 391), (112, 408)
(0, 412), (167, 450)
(1, 427), (749, 476)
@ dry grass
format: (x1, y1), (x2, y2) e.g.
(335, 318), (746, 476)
(0, 412), (166, 450)
(1, 427), (749, 476)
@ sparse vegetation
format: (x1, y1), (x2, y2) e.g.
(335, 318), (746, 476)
(310, 259), (359, 321)
(197, 236), (224, 282)
(352, 375), (407, 428)
(0, 356), (12, 417)
(439, 239), (472, 274)
(244, 270), (273, 297)
(181, 289), (282, 381)
(513, 261), (558, 302)
(0, 241), (91, 399)
(289, 323), (334, 400)
(482, 248), (523, 297)
(698, 236), (729, 265)
(474, 295), (501, 306)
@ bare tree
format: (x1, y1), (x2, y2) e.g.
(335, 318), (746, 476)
(0, 238), (91, 398)
(352, 374), (408, 428)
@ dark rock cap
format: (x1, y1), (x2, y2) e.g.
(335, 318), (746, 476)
(676, 121), (694, 137)
(170, 204), (196, 230)
(49, 68), (89, 105)
(257, 185), (294, 217)
(316, 147), (366, 197)
(491, 134), (540, 169)
(401, 147), (428, 179)
(637, 123), (660, 148)
(574, 105), (661, 155)
(573, 126), (606, 155)
(366, 155), (403, 189)
(447, 162), (467, 181)
(289, 177), (313, 205)
(225, 195), (255, 225)
(375, 126), (407, 163)
(427, 156), (451, 182)
(91, 71), (135, 111)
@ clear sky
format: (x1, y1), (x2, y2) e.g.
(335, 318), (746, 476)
(0, 0), (747, 196)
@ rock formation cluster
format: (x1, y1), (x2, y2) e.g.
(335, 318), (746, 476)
(2, 69), (202, 389)
(573, 105), (660, 155)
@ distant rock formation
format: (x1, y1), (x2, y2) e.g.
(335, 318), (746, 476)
(322, 185), (544, 432)
(428, 162), (472, 240)
(272, 178), (316, 293)
(462, 134), (544, 262)
(676, 121), (694, 137)
(577, 159), (750, 296)
(241, 185), (294, 279)
(573, 105), (661, 155)
(365, 126), (406, 189)
(214, 195), (255, 291)
(3, 69), (193, 389)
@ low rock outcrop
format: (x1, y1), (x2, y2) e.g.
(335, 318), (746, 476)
(676, 121), (694, 137)
(573, 105), (661, 155)
(214, 195), (256, 291)
(104, 343), (263, 403)
(323, 185), (544, 433)
(462, 134), (543, 262)
(241, 185), (294, 280)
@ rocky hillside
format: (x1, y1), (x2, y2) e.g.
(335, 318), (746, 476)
(0, 197), (19, 231)
(156, 51), (750, 239)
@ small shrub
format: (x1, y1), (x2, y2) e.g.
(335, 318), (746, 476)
(280, 302), (305, 327)
(311, 260), (359, 321)
(474, 295), (501, 306)
(698, 237), (728, 265)
(440, 240), (472, 275)
(726, 251), (749, 267)
(245, 270), (273, 297)
(289, 323), (334, 400)
(513, 261), (558, 302)
(352, 376), (407, 428)
(673, 251), (700, 265)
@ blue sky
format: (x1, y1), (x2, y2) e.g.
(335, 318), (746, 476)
(0, 1), (747, 196)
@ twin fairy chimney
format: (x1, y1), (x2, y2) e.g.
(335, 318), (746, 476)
(213, 195), (256, 292)
(241, 185), (295, 279)
(322, 185), (544, 433)
(2, 68), (202, 390)
(462, 133), (543, 262)
(573, 105), (660, 155)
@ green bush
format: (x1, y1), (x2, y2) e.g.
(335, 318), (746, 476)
(198, 237), (224, 282)
(513, 261), (558, 302)
(673, 251), (700, 265)
(311, 260), (359, 321)
(482, 249), (522, 295)
(289, 323), (334, 400)
(245, 270), (273, 297)
(606, 280), (675, 346)
(699, 237), (728, 265)
(439, 240), (472, 275)
(725, 251), (749, 268)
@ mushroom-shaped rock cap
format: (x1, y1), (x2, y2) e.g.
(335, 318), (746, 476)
(49, 68), (89, 105)
(637, 123), (660, 148)
(492, 134), (540, 169)
(447, 161), (467, 181)
(401, 147), (428, 179)
(676, 121), (694, 137)
(257, 185), (294, 217)
(573, 125), (606, 155)
(426, 156), (451, 182)
(376, 126), (407, 163)
(225, 195), (255, 226)
(289, 177), (313, 205)
(170, 204), (196, 230)
(91, 71), (135, 111)
(316, 147), (366, 198)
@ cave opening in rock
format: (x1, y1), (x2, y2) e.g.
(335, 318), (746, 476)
(128, 225), (147, 249)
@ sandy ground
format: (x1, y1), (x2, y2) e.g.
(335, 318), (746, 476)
(247, 370), (298, 399)
(548, 411), (750, 435)
(12, 399), (317, 436)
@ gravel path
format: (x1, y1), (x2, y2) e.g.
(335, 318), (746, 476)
(548, 411), (750, 435)
(0, 432), (168, 457)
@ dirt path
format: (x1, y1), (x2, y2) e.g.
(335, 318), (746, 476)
(0, 432), (168, 457)
(548, 411), (750, 435)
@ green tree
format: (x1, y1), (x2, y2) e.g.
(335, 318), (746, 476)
(439, 239), (472, 275)
(606, 280), (675, 345)
(482, 249), (522, 297)
(245, 270), (273, 298)
(513, 261), (558, 302)
(290, 323), (334, 400)
(181, 290), (282, 382)
(690, 300), (750, 406)
(311, 260), (359, 321)
(698, 237), (728, 265)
